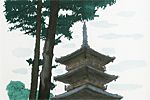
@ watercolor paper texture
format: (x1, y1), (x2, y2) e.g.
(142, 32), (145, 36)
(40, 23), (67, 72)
(0, 0), (150, 100)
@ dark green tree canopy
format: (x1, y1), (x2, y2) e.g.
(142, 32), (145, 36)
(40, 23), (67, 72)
(4, 0), (116, 41)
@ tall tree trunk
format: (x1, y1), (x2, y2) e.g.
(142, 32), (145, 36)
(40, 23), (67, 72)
(29, 0), (42, 99)
(38, 0), (59, 99)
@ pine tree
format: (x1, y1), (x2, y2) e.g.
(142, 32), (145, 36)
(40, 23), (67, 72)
(29, 0), (42, 99)
(4, 0), (116, 99)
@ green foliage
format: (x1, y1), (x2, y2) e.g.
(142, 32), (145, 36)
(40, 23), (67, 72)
(26, 58), (44, 66)
(49, 93), (54, 100)
(39, 59), (44, 66)
(50, 82), (56, 90)
(26, 58), (33, 66)
(52, 64), (58, 69)
(4, 0), (116, 44)
(4, 0), (37, 33)
(6, 81), (30, 100)
(59, 0), (114, 20)
(6, 81), (54, 100)
(55, 35), (62, 45)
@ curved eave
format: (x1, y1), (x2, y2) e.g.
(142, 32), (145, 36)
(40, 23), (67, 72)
(55, 46), (115, 65)
(54, 65), (118, 84)
(55, 47), (86, 63)
(52, 84), (123, 99)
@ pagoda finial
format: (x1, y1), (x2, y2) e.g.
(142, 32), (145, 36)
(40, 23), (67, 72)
(82, 21), (89, 47)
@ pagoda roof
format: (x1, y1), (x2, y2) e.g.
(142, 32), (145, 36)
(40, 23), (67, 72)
(55, 46), (115, 65)
(54, 65), (118, 84)
(52, 84), (123, 99)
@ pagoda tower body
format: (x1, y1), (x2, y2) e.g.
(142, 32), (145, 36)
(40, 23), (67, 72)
(52, 22), (123, 100)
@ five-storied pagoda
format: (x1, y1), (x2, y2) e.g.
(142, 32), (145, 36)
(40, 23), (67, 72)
(52, 22), (123, 100)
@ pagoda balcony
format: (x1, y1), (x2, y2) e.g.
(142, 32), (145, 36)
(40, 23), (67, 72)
(65, 83), (107, 92)
(54, 65), (118, 85)
(55, 46), (115, 71)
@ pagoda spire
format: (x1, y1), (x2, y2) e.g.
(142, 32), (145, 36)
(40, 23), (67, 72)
(82, 22), (89, 47)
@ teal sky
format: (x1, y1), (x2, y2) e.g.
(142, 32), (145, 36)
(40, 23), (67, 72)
(0, 0), (150, 100)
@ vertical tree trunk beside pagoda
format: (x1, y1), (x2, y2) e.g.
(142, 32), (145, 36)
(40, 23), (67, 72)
(38, 0), (59, 99)
(29, 0), (42, 99)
